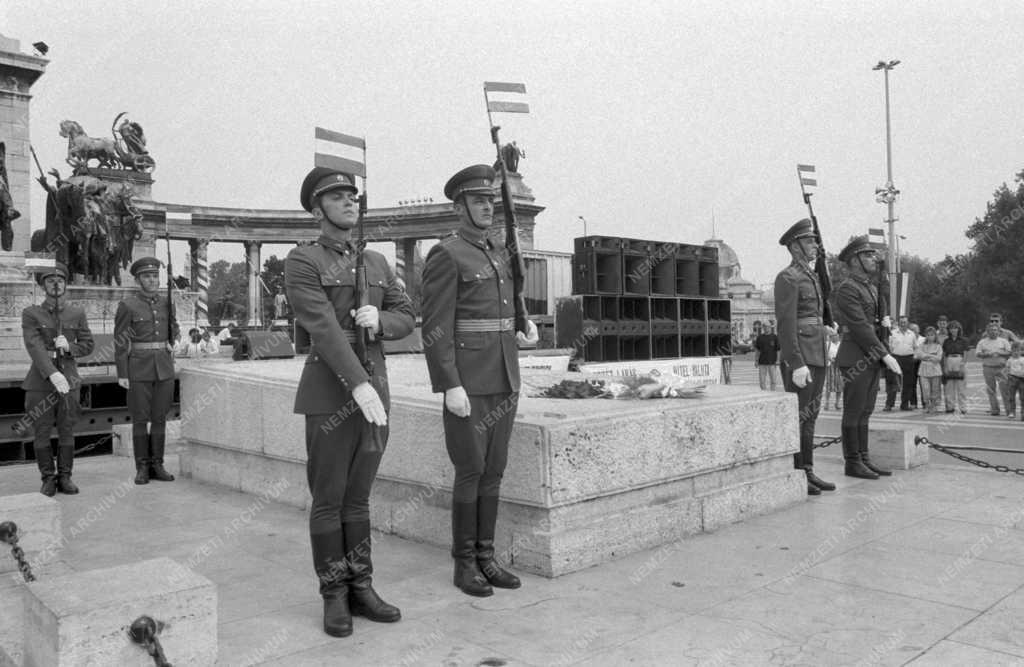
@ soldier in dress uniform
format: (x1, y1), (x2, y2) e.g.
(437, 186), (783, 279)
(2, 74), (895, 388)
(833, 236), (903, 479)
(22, 261), (94, 496)
(114, 257), (178, 485)
(286, 167), (415, 638)
(421, 164), (539, 598)
(774, 219), (835, 496)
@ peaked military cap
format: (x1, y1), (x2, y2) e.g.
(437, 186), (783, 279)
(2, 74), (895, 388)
(300, 167), (359, 212)
(778, 218), (817, 246)
(444, 164), (496, 201)
(35, 260), (69, 286)
(837, 235), (877, 263)
(130, 256), (162, 277)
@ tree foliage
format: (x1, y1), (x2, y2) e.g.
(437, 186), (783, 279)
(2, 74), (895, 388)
(207, 259), (248, 325)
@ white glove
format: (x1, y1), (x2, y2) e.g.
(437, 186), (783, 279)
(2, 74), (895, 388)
(882, 354), (902, 375)
(351, 381), (387, 426)
(54, 335), (70, 352)
(791, 366), (811, 388)
(49, 372), (70, 395)
(350, 306), (380, 333)
(516, 319), (539, 345)
(117, 378), (130, 390)
(444, 386), (471, 418)
(880, 316), (892, 329)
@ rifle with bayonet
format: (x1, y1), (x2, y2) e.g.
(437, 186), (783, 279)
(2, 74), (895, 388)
(488, 126), (529, 336)
(796, 168), (834, 327)
(354, 179), (374, 375)
(165, 219), (176, 349)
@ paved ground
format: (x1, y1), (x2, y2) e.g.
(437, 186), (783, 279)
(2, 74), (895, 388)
(3, 447), (1024, 665)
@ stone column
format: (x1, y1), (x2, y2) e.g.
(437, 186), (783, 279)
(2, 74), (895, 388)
(189, 238), (210, 326)
(0, 35), (48, 254)
(244, 240), (262, 327)
(394, 238), (417, 290)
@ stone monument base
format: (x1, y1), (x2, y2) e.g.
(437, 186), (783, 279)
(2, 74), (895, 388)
(178, 357), (805, 577)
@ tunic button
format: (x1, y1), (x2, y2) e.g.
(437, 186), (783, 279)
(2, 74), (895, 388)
(475, 274), (481, 279)
(502, 299), (508, 304)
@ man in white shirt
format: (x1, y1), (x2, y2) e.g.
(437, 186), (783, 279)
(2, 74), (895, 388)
(888, 316), (919, 410)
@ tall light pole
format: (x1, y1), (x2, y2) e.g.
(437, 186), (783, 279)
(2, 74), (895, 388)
(873, 59), (900, 317)
(577, 215), (588, 239)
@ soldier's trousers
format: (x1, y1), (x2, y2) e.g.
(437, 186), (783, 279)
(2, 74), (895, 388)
(840, 363), (881, 455)
(444, 393), (518, 502)
(780, 363), (825, 469)
(305, 414), (385, 534)
(127, 379), (174, 442)
(25, 389), (79, 476)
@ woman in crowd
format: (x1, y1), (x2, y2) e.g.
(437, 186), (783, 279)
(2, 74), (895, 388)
(824, 331), (843, 410)
(941, 320), (969, 414)
(915, 326), (944, 414)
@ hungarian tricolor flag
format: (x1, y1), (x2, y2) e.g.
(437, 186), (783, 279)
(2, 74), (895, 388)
(314, 127), (366, 178)
(484, 82), (529, 114)
(797, 164), (817, 188)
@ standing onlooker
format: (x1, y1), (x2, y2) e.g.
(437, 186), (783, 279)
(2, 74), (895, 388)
(942, 321), (969, 414)
(824, 331), (843, 410)
(1006, 342), (1024, 421)
(915, 327), (944, 414)
(753, 324), (781, 391)
(976, 323), (1012, 416)
(936, 315), (949, 345)
(989, 312), (1021, 344)
(888, 316), (919, 410)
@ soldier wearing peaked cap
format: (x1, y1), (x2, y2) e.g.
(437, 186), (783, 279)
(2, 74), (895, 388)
(774, 219), (834, 496)
(833, 236), (903, 480)
(22, 261), (94, 496)
(422, 164), (538, 599)
(114, 256), (179, 486)
(287, 166), (415, 638)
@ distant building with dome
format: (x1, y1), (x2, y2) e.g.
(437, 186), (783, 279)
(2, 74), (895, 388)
(703, 237), (776, 343)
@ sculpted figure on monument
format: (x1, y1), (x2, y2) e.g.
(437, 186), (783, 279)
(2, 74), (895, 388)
(33, 167), (143, 285)
(494, 141), (525, 174)
(0, 142), (22, 251)
(58, 114), (156, 174)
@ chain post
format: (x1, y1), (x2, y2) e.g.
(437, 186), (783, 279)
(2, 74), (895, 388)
(129, 615), (172, 667)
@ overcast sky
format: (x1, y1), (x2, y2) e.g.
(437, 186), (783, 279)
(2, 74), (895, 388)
(5, 1), (1023, 287)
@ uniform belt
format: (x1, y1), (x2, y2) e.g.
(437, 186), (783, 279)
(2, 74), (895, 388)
(797, 316), (822, 325)
(455, 318), (513, 333)
(132, 342), (169, 350)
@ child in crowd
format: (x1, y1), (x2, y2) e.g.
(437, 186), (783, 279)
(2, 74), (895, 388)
(915, 326), (944, 414)
(824, 331), (842, 410)
(1006, 342), (1024, 421)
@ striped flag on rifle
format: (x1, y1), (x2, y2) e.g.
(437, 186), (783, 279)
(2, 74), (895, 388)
(314, 127), (366, 177)
(484, 81), (529, 114)
(797, 164), (817, 187)
(868, 227), (886, 248)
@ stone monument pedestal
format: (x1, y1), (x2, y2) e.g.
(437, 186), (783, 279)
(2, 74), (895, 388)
(178, 356), (805, 577)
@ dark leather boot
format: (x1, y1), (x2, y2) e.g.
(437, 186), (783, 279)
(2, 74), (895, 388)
(806, 468), (835, 491)
(148, 431), (175, 482)
(452, 501), (492, 597)
(843, 426), (878, 479)
(56, 446), (79, 494)
(311, 531), (352, 637)
(859, 424), (892, 476)
(38, 443), (57, 496)
(807, 483), (821, 496)
(476, 496), (520, 589)
(133, 431), (150, 485)
(343, 521), (400, 623)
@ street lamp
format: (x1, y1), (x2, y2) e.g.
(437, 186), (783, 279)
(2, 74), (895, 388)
(873, 59), (900, 317)
(577, 215), (588, 239)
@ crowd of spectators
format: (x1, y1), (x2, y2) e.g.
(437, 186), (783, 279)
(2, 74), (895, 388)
(751, 312), (1022, 422)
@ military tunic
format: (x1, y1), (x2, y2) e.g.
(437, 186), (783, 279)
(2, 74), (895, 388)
(774, 260), (827, 469)
(285, 235), (414, 533)
(114, 292), (178, 422)
(21, 299), (94, 472)
(834, 272), (888, 455)
(421, 226), (520, 502)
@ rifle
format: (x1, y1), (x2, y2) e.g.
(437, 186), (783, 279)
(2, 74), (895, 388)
(165, 218), (175, 347)
(796, 167), (834, 327)
(354, 150), (374, 375)
(488, 125), (529, 336)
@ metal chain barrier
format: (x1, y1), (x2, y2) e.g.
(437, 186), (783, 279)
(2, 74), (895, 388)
(915, 435), (1024, 476)
(813, 435), (842, 449)
(128, 615), (172, 667)
(0, 521), (36, 582)
(0, 432), (116, 468)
